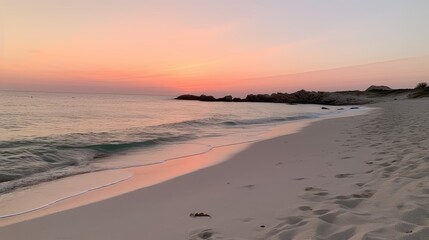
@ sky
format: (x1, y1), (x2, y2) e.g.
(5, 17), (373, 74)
(1, 0), (429, 96)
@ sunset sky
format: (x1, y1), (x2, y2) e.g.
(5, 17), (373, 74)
(1, 0), (429, 95)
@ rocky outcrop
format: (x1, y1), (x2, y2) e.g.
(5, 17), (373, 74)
(245, 94), (274, 102)
(176, 90), (371, 105)
(175, 94), (201, 101)
(175, 94), (216, 101)
(366, 85), (392, 91)
(241, 90), (371, 105)
(175, 85), (429, 105)
(217, 95), (233, 102)
(175, 94), (234, 102)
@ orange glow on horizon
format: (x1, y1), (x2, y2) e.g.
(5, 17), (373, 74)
(1, 1), (429, 94)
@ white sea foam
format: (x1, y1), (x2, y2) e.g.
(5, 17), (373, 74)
(0, 91), (367, 193)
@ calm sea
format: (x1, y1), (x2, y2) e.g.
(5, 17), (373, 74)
(0, 91), (356, 193)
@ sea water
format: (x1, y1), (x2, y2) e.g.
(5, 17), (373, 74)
(0, 91), (358, 193)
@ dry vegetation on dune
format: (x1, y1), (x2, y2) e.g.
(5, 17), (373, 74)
(408, 82), (429, 99)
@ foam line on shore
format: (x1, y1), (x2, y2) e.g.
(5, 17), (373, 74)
(0, 140), (261, 220)
(0, 174), (132, 219)
(0, 108), (368, 221)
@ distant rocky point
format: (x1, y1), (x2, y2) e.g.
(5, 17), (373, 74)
(175, 84), (429, 106)
(365, 85), (392, 91)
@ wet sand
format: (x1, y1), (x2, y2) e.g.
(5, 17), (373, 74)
(0, 100), (428, 239)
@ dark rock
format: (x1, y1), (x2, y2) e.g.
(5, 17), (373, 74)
(245, 94), (274, 102)
(366, 85), (392, 91)
(224, 95), (233, 101)
(217, 95), (233, 101)
(175, 94), (216, 101)
(176, 85), (429, 105)
(270, 92), (290, 103)
(350, 107), (359, 109)
(175, 94), (201, 100)
(190, 212), (211, 218)
(199, 95), (216, 101)
(337, 108), (345, 110)
(321, 107), (330, 110)
(244, 94), (256, 102)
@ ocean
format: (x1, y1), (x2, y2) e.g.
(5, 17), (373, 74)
(0, 91), (358, 193)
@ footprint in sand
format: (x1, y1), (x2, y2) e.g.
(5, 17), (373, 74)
(300, 187), (330, 201)
(242, 184), (255, 189)
(335, 173), (354, 178)
(394, 221), (417, 234)
(378, 162), (391, 167)
(335, 189), (374, 201)
(399, 207), (429, 225)
(241, 217), (253, 222)
(333, 189), (375, 209)
(189, 229), (216, 240)
(284, 215), (305, 225)
(377, 151), (389, 155)
(317, 210), (343, 224)
(400, 226), (429, 239)
(370, 143), (383, 147)
(351, 189), (375, 198)
(334, 198), (363, 208)
(335, 195), (351, 200)
(383, 166), (399, 174)
(298, 206), (313, 211)
(294, 177), (305, 181)
(304, 187), (324, 191)
(312, 209), (330, 215)
(314, 192), (329, 196)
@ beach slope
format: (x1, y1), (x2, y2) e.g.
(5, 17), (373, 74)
(0, 100), (428, 239)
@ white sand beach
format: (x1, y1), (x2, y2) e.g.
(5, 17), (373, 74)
(0, 99), (428, 240)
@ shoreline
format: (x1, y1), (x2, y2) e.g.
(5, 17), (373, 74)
(2, 100), (428, 239)
(0, 107), (369, 227)
(0, 114), (315, 226)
